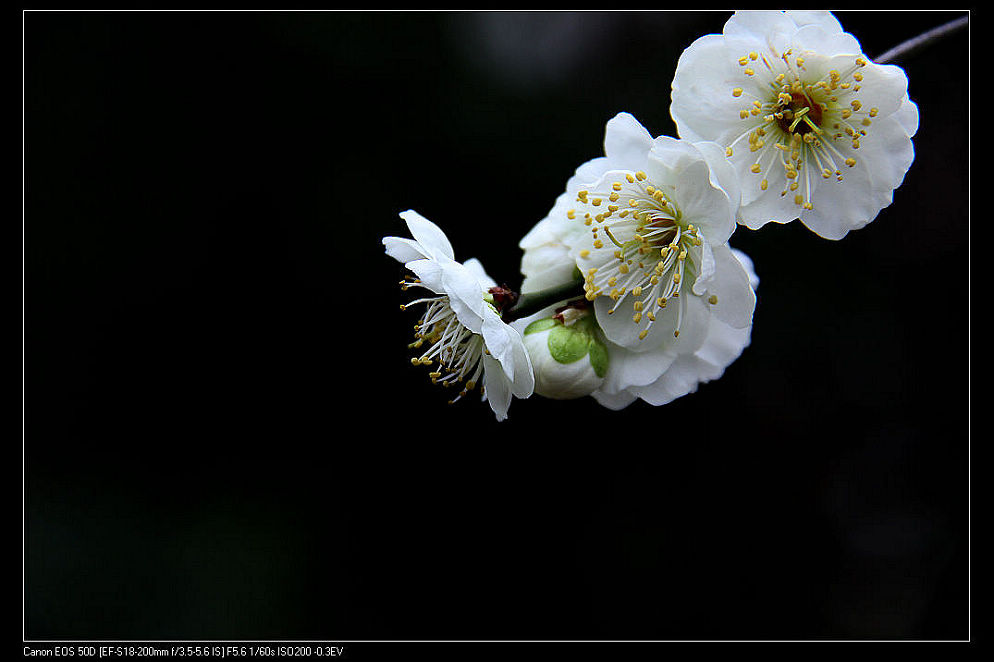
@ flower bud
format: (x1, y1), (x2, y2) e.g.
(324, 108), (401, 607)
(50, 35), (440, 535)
(521, 307), (608, 400)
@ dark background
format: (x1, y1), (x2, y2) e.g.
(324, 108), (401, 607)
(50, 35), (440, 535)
(25, 11), (969, 642)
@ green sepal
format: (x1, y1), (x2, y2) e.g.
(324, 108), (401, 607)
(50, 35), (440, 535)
(547, 324), (590, 364)
(587, 338), (609, 378)
(524, 318), (559, 335)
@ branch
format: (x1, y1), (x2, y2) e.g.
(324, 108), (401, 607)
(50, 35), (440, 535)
(505, 278), (585, 322)
(874, 15), (968, 64)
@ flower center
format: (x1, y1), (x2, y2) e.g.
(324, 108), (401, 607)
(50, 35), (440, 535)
(775, 91), (823, 136)
(568, 172), (714, 341)
(399, 283), (486, 403)
(728, 49), (879, 210)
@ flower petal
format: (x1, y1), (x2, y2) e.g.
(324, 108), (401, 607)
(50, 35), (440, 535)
(628, 355), (705, 406)
(399, 209), (455, 262)
(462, 257), (497, 290)
(693, 318), (752, 381)
(591, 388), (638, 411)
(481, 308), (514, 378)
(603, 112), (655, 165)
(791, 23), (862, 59)
(594, 292), (710, 355)
(785, 10), (843, 34)
(893, 96), (920, 138)
(382, 236), (431, 264)
(722, 10), (796, 55)
(507, 328), (535, 399)
(731, 248), (760, 291)
(481, 354), (512, 421)
(703, 244), (756, 329)
(439, 259), (487, 333)
(403, 258), (446, 294)
(597, 340), (676, 394)
(647, 138), (737, 246)
(671, 34), (752, 145)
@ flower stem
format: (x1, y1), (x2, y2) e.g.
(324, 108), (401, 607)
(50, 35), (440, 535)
(873, 15), (968, 64)
(505, 277), (585, 322)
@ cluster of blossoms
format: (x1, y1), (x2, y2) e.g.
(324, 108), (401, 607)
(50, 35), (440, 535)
(383, 11), (918, 420)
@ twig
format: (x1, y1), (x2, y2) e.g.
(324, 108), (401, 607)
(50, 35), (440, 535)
(874, 15), (968, 64)
(505, 279), (584, 322)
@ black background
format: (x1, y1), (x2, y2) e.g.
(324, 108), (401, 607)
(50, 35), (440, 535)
(25, 10), (969, 644)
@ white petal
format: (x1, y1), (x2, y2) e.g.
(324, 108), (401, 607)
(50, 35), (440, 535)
(671, 34), (750, 145)
(647, 139), (737, 246)
(849, 61), (911, 118)
(733, 139), (790, 214)
(691, 235), (717, 295)
(723, 11), (796, 55)
(570, 156), (613, 190)
(520, 260), (578, 295)
(785, 10), (843, 34)
(628, 310), (751, 407)
(731, 248), (760, 291)
(519, 194), (590, 295)
(594, 292), (710, 354)
(518, 205), (579, 295)
(603, 112), (655, 165)
(791, 23), (862, 59)
(598, 340), (676, 394)
(482, 354), (512, 421)
(507, 327), (535, 399)
(462, 257), (497, 290)
(480, 308), (514, 380)
(399, 209), (455, 262)
(736, 168), (794, 229)
(628, 355), (703, 406)
(863, 107), (918, 195)
(519, 193), (573, 249)
(693, 318), (752, 381)
(382, 236), (431, 264)
(893, 96), (920, 138)
(439, 259), (487, 333)
(403, 258), (446, 294)
(695, 140), (742, 226)
(704, 245), (756, 329)
(480, 307), (535, 401)
(591, 388), (638, 411)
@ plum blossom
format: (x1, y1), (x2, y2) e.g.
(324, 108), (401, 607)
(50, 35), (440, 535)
(519, 112), (749, 356)
(383, 210), (534, 421)
(670, 10), (919, 239)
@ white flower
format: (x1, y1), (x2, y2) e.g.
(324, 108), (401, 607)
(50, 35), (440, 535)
(383, 210), (534, 421)
(511, 305), (608, 400)
(670, 10), (919, 240)
(520, 112), (748, 355)
(521, 112), (738, 297)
